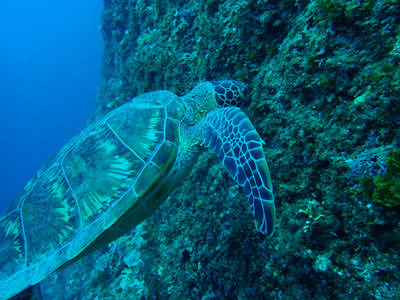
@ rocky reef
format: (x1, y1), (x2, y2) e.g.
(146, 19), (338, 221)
(41, 0), (400, 299)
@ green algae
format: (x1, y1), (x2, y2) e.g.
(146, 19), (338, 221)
(361, 148), (400, 208)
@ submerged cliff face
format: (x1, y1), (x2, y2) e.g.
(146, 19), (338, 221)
(42, 0), (400, 299)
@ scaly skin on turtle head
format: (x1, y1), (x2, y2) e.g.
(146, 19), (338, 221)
(181, 80), (250, 124)
(209, 80), (250, 108)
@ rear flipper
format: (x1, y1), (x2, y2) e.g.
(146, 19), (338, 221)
(202, 107), (275, 237)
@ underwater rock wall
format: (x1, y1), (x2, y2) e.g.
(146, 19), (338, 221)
(42, 0), (400, 299)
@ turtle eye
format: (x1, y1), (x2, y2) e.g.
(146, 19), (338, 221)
(210, 80), (251, 108)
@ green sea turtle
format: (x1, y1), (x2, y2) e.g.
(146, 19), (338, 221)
(0, 80), (275, 299)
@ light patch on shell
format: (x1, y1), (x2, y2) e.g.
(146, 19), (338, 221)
(50, 178), (69, 207)
(0, 213), (25, 274)
(80, 143), (132, 213)
(4, 217), (20, 237)
(107, 100), (165, 162)
(126, 107), (163, 161)
(143, 117), (160, 153)
(19, 166), (79, 265)
(63, 126), (140, 226)
(54, 192), (74, 230)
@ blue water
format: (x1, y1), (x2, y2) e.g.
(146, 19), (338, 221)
(0, 1), (103, 214)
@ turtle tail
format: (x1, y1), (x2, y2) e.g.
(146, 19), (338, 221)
(201, 107), (275, 237)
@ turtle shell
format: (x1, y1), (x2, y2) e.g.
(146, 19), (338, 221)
(0, 90), (185, 299)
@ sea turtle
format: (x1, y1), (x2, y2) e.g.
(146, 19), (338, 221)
(0, 80), (275, 299)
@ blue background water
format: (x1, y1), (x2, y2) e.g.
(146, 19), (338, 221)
(0, 1), (103, 214)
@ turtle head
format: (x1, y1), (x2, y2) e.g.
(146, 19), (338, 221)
(183, 80), (250, 123)
(209, 80), (251, 108)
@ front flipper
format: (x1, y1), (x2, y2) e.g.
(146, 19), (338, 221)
(202, 107), (275, 237)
